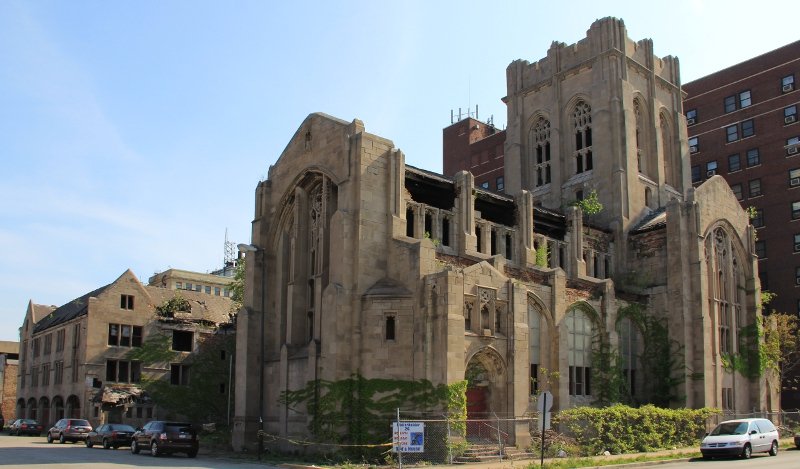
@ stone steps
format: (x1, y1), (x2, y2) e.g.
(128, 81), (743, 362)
(453, 442), (538, 463)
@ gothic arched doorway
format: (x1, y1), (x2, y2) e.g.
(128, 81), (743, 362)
(464, 347), (507, 441)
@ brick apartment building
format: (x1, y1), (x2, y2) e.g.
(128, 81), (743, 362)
(683, 41), (800, 314)
(443, 115), (506, 192)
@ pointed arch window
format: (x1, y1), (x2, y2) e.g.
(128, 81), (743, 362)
(307, 185), (323, 343)
(532, 117), (552, 186)
(529, 303), (542, 395)
(573, 101), (593, 174)
(661, 115), (676, 187)
(635, 100), (644, 173)
(708, 228), (743, 355)
(617, 317), (640, 397)
(567, 308), (594, 396)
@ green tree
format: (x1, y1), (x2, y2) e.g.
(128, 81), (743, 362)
(763, 312), (800, 408)
(573, 189), (603, 216)
(130, 332), (236, 424)
(229, 259), (246, 313)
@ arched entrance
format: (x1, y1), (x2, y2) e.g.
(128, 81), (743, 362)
(464, 347), (507, 441)
(16, 398), (25, 419)
(52, 396), (65, 421)
(66, 395), (81, 418)
(39, 397), (50, 427)
(27, 398), (37, 420)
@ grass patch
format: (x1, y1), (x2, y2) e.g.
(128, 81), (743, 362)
(523, 451), (700, 468)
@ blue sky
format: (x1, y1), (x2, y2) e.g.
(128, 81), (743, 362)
(0, 0), (796, 341)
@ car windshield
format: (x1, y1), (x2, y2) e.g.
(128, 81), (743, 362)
(70, 419), (90, 426)
(22, 419), (37, 424)
(110, 424), (135, 432)
(710, 422), (749, 436)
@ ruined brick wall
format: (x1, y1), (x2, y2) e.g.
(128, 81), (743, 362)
(1, 358), (18, 421)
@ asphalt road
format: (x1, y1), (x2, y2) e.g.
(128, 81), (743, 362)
(617, 446), (800, 469)
(0, 434), (278, 468)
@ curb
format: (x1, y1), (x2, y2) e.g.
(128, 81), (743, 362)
(581, 457), (694, 469)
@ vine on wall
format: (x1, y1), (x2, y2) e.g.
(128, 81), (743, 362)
(279, 375), (467, 460)
(721, 320), (769, 380)
(615, 304), (685, 407)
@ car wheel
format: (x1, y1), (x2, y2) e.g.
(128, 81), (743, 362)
(131, 440), (140, 454)
(702, 454), (712, 460)
(187, 449), (198, 458)
(741, 443), (752, 459)
(103, 439), (111, 450)
(47, 433), (53, 443)
(151, 441), (160, 457)
(86, 438), (93, 448)
(59, 434), (65, 444)
(769, 440), (778, 456)
(113, 444), (119, 449)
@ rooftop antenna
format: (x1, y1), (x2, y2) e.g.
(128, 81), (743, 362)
(224, 229), (236, 266)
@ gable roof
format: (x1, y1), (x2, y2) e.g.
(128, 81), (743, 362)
(28, 301), (57, 324)
(33, 283), (111, 333)
(631, 207), (667, 234)
(363, 277), (412, 298)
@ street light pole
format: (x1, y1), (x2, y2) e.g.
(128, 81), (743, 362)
(238, 243), (266, 460)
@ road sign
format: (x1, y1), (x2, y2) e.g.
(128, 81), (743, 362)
(536, 391), (553, 431)
(536, 391), (553, 412)
(392, 422), (424, 453)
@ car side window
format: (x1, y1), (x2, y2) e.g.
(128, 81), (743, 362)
(751, 422), (761, 433)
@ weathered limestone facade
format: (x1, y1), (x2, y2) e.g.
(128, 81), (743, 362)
(17, 270), (233, 429)
(233, 18), (776, 451)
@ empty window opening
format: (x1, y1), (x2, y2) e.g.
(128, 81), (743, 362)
(406, 208), (415, 237)
(385, 316), (396, 341)
(441, 218), (450, 246)
(424, 212), (433, 236)
(120, 295), (134, 310)
(170, 364), (190, 385)
(172, 330), (193, 352)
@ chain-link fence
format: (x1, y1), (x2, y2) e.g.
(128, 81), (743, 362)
(390, 411), (536, 465)
(261, 410), (800, 465)
(386, 410), (800, 466)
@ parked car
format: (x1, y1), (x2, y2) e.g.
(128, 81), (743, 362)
(47, 418), (93, 444)
(85, 423), (136, 449)
(130, 421), (198, 458)
(700, 418), (779, 459)
(8, 418), (44, 436)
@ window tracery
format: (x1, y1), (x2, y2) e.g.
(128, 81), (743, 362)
(573, 101), (593, 174)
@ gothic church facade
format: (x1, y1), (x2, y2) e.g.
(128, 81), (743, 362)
(233, 18), (775, 450)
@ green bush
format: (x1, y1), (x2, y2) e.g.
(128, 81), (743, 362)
(556, 405), (718, 455)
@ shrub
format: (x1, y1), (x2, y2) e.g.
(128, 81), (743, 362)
(556, 405), (718, 455)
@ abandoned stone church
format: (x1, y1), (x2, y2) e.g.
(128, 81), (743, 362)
(233, 18), (777, 450)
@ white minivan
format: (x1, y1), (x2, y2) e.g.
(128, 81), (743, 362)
(700, 418), (779, 459)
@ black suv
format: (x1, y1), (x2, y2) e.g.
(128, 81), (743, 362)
(131, 421), (198, 458)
